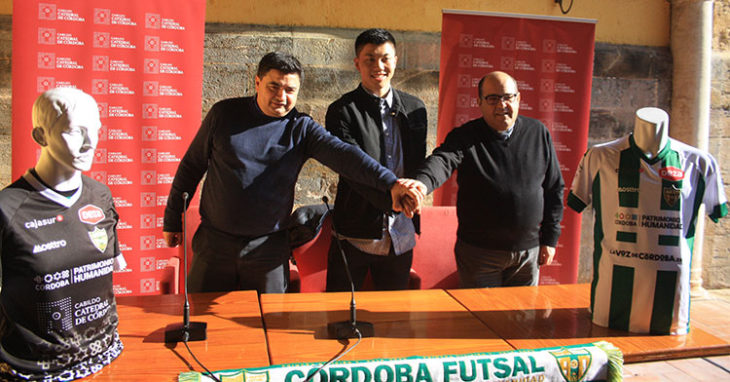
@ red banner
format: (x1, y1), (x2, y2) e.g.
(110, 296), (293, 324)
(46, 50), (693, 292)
(438, 10), (595, 284)
(12, 0), (205, 295)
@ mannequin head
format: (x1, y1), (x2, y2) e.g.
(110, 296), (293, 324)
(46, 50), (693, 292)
(32, 88), (101, 174)
(633, 107), (669, 158)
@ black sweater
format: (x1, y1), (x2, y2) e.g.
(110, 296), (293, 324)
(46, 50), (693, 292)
(163, 96), (397, 238)
(413, 116), (564, 251)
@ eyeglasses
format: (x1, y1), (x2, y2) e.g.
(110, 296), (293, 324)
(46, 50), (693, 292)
(483, 93), (519, 105)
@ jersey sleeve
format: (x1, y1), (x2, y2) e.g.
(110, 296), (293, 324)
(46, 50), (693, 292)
(567, 150), (594, 213)
(703, 153), (728, 222)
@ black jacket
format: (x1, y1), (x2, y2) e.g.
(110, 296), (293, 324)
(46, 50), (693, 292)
(326, 85), (427, 239)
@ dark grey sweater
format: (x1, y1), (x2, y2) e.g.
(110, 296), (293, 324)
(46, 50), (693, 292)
(413, 115), (564, 251)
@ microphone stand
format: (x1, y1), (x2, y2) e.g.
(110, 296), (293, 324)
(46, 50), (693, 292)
(165, 192), (207, 343)
(322, 196), (374, 339)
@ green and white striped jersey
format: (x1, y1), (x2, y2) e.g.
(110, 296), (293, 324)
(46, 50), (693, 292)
(568, 135), (727, 335)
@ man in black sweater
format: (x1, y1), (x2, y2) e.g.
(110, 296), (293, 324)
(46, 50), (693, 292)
(163, 52), (422, 294)
(325, 29), (427, 291)
(411, 71), (564, 287)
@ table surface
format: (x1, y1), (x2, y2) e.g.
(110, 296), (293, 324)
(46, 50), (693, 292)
(85, 291), (269, 381)
(447, 284), (730, 363)
(80, 284), (730, 380)
(260, 288), (514, 365)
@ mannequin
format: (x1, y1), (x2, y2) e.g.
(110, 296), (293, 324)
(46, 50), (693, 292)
(567, 106), (728, 335)
(0, 88), (125, 381)
(633, 107), (669, 159)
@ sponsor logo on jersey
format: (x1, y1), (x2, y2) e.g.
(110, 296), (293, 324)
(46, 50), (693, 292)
(33, 239), (67, 254)
(549, 348), (592, 382)
(659, 166), (684, 181)
(663, 186), (681, 207)
(78, 204), (105, 225)
(24, 214), (64, 229)
(88, 227), (108, 253)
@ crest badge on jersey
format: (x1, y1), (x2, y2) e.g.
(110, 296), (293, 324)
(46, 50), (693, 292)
(549, 347), (592, 382)
(88, 227), (108, 253)
(663, 185), (681, 207)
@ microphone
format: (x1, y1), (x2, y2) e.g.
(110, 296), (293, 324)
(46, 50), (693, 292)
(165, 191), (207, 343)
(322, 196), (374, 339)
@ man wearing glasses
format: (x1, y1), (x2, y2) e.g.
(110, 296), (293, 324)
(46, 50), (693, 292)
(409, 71), (564, 288)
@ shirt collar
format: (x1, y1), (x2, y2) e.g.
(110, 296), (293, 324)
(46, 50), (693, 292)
(360, 84), (393, 109)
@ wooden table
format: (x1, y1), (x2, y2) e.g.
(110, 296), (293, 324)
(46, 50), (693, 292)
(260, 289), (513, 365)
(447, 284), (730, 363)
(85, 291), (269, 381)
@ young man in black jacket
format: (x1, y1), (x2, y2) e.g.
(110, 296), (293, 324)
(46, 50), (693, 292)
(325, 29), (428, 291)
(411, 71), (564, 288)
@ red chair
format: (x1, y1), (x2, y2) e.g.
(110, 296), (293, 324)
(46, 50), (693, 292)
(411, 206), (459, 289)
(291, 214), (333, 292)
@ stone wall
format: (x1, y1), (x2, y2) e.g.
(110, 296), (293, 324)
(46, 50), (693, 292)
(2, 17), (727, 287)
(706, 0), (730, 288)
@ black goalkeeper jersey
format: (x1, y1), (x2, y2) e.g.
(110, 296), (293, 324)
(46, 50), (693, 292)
(0, 171), (123, 381)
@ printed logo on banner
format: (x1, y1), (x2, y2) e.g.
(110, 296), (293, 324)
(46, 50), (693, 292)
(144, 58), (160, 74)
(39, 3), (57, 20)
(37, 77), (55, 92)
(543, 39), (557, 53)
(143, 104), (159, 119)
(143, 81), (159, 96)
(456, 94), (471, 108)
(38, 52), (55, 69)
(141, 170), (156, 185)
(38, 28), (56, 45)
(142, 126), (158, 141)
(93, 32), (111, 48)
(140, 257), (155, 272)
(98, 125), (107, 141)
(459, 34), (473, 48)
(144, 36), (160, 52)
(94, 148), (107, 164)
(97, 102), (108, 118)
(454, 114), (470, 126)
(94, 8), (111, 25)
(140, 214), (156, 229)
(458, 74), (471, 88)
(93, 55), (109, 71)
(140, 236), (155, 251)
(501, 36), (515, 51)
(542, 59), (556, 73)
(146, 13), (161, 29)
(91, 171), (107, 183)
(92, 79), (109, 95)
(500, 56), (514, 71)
(541, 79), (555, 93)
(540, 98), (554, 113)
(141, 148), (157, 163)
(140, 192), (156, 208)
(140, 278), (156, 293)
(458, 54), (472, 68)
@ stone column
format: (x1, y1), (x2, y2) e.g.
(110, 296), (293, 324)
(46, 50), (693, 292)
(670, 0), (714, 296)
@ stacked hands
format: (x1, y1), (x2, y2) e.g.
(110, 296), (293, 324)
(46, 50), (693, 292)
(390, 179), (428, 218)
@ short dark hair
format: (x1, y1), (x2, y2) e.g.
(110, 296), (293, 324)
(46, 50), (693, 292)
(256, 52), (303, 79)
(355, 28), (396, 56)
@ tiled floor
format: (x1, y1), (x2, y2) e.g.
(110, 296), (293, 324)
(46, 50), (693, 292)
(623, 289), (730, 381)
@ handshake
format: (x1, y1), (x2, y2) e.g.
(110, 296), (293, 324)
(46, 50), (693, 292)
(390, 178), (428, 218)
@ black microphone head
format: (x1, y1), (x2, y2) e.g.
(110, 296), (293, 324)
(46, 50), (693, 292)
(322, 196), (328, 204)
